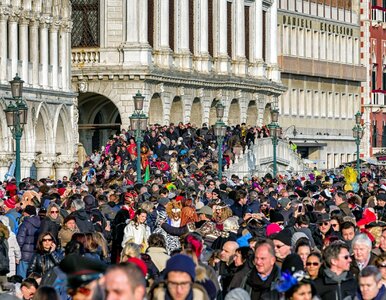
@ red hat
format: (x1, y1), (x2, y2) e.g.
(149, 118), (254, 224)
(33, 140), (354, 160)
(266, 223), (282, 237)
(126, 257), (148, 276)
(357, 209), (377, 227)
(6, 183), (17, 197)
(4, 197), (16, 209)
(175, 195), (184, 202)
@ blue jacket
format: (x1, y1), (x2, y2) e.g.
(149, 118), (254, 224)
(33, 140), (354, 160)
(17, 215), (41, 262)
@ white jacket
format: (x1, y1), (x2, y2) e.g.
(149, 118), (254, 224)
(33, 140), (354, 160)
(121, 221), (151, 248)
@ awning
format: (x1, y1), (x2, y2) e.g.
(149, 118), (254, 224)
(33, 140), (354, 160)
(296, 142), (327, 147)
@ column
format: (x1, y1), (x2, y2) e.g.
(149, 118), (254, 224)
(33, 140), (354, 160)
(121, 0), (152, 66)
(232, 0), (247, 76)
(19, 18), (29, 83)
(266, 0), (280, 82)
(213, 0), (230, 74)
(250, 0), (265, 77)
(0, 15), (8, 83)
(59, 23), (69, 90)
(55, 157), (74, 180)
(8, 15), (18, 78)
(35, 156), (55, 180)
(30, 19), (39, 86)
(39, 20), (49, 87)
(194, 0), (211, 73)
(153, 0), (172, 68)
(50, 24), (59, 89)
(174, 0), (192, 70)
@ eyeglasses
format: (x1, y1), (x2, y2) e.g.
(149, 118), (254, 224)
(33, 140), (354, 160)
(378, 263), (386, 268)
(167, 281), (192, 289)
(50, 210), (59, 214)
(42, 238), (53, 242)
(319, 222), (330, 226)
(274, 244), (285, 249)
(306, 262), (320, 266)
(331, 223), (339, 228)
(339, 255), (350, 260)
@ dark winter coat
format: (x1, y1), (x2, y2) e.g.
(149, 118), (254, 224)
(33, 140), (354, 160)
(70, 209), (94, 233)
(39, 217), (61, 241)
(17, 215), (41, 262)
(314, 268), (358, 300)
(27, 249), (64, 277)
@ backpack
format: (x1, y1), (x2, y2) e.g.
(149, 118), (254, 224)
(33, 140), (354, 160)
(0, 238), (10, 275)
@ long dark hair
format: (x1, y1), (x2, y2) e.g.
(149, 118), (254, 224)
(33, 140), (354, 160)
(36, 232), (56, 253)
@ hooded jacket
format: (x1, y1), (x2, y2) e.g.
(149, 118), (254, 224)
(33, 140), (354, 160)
(70, 209), (94, 233)
(17, 215), (41, 262)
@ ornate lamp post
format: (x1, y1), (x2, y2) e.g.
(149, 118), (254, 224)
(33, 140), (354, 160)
(267, 108), (281, 178)
(129, 91), (148, 183)
(4, 74), (28, 187)
(352, 111), (364, 179)
(214, 102), (227, 179)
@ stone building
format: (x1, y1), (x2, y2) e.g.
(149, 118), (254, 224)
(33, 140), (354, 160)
(0, 1), (77, 180)
(71, 0), (286, 154)
(277, 0), (366, 169)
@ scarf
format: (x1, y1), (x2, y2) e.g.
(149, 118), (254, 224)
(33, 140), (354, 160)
(246, 265), (279, 299)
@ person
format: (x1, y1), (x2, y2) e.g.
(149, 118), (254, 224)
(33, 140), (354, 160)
(357, 266), (386, 300)
(272, 228), (292, 266)
(149, 254), (209, 300)
(146, 233), (170, 272)
(27, 232), (63, 278)
(295, 238), (312, 268)
(69, 198), (94, 233)
(58, 215), (79, 248)
(350, 233), (377, 278)
(19, 278), (39, 300)
(228, 247), (252, 291)
(121, 209), (151, 252)
(218, 241), (238, 298)
(32, 286), (60, 300)
(305, 252), (322, 280)
(0, 216), (20, 276)
(39, 203), (63, 241)
(314, 241), (357, 300)
(340, 221), (357, 250)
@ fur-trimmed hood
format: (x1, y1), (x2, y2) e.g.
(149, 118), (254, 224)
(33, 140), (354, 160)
(0, 223), (9, 239)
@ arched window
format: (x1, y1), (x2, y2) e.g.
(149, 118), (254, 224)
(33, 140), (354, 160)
(71, 0), (100, 47)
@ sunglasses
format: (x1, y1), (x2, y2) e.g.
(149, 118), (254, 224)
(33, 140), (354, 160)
(319, 222), (330, 226)
(68, 286), (92, 297)
(340, 255), (350, 260)
(331, 224), (338, 227)
(50, 211), (59, 214)
(306, 262), (320, 266)
(42, 238), (53, 242)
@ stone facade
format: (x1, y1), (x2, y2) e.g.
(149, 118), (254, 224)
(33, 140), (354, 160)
(0, 1), (78, 180)
(71, 0), (286, 154)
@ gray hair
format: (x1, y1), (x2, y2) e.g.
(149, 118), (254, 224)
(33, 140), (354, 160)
(71, 198), (85, 210)
(352, 233), (372, 249)
(360, 265), (382, 283)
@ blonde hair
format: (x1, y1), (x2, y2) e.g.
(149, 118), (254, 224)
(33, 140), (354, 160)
(92, 232), (108, 258)
(120, 242), (141, 262)
(46, 203), (63, 223)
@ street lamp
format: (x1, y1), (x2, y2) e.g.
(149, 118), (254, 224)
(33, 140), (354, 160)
(267, 108), (281, 178)
(129, 91), (148, 183)
(214, 102), (227, 179)
(4, 74), (28, 187)
(352, 111), (364, 179)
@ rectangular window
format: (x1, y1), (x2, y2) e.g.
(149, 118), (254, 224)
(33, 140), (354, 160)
(373, 123), (378, 147)
(227, 2), (232, 58)
(71, 0), (100, 47)
(383, 71), (386, 90)
(373, 0), (378, 7)
(189, 0), (194, 54)
(262, 10), (266, 61)
(383, 124), (386, 147)
(148, 0), (154, 48)
(169, 0), (174, 51)
(245, 6), (250, 61)
(208, 0), (213, 57)
(372, 67), (377, 91)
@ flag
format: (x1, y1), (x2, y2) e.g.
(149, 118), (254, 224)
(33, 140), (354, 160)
(5, 161), (15, 181)
(144, 165), (150, 183)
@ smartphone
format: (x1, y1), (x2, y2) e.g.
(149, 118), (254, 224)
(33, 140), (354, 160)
(298, 205), (303, 213)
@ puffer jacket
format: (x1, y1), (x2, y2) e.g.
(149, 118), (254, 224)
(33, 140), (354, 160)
(27, 249), (63, 277)
(17, 215), (41, 262)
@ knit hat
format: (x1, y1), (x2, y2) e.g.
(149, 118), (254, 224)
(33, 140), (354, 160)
(291, 232), (309, 248)
(158, 197), (169, 206)
(281, 253), (304, 274)
(126, 257), (148, 276)
(4, 197), (16, 209)
(266, 223), (282, 237)
(270, 211), (284, 223)
(24, 205), (36, 216)
(164, 254), (196, 281)
(271, 228), (292, 246)
(224, 288), (251, 300)
(278, 198), (290, 208)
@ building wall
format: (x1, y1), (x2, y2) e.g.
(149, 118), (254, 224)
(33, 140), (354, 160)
(0, 1), (78, 180)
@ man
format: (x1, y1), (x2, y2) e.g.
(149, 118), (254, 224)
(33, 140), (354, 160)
(3, 197), (20, 234)
(350, 233), (377, 278)
(105, 263), (146, 300)
(334, 191), (354, 218)
(19, 278), (38, 300)
(150, 254), (208, 300)
(340, 221), (357, 250)
(218, 241), (238, 297)
(230, 190), (248, 219)
(312, 213), (335, 250)
(242, 239), (280, 299)
(271, 229), (292, 266)
(357, 266), (386, 300)
(314, 241), (358, 300)
(69, 198), (94, 233)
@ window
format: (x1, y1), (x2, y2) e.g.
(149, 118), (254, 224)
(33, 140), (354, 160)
(148, 0), (154, 48)
(189, 0), (194, 54)
(383, 68), (386, 90)
(373, 123), (378, 147)
(71, 0), (100, 47)
(169, 0), (174, 51)
(245, 5), (250, 60)
(373, 0), (378, 7)
(227, 2), (232, 58)
(372, 65), (377, 91)
(208, 0), (213, 57)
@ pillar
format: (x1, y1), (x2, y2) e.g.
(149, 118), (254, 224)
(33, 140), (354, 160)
(39, 21), (49, 87)
(59, 24), (69, 90)
(194, 0), (211, 73)
(213, 0), (230, 74)
(8, 15), (18, 78)
(35, 156), (55, 180)
(50, 24), (59, 89)
(174, 0), (192, 70)
(0, 15), (8, 83)
(153, 0), (173, 68)
(267, 0), (280, 82)
(250, 0), (265, 77)
(232, 0), (247, 76)
(19, 17), (29, 83)
(30, 19), (40, 87)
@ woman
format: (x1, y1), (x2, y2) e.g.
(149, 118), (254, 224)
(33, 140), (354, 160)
(276, 271), (318, 300)
(27, 232), (63, 277)
(229, 247), (253, 291)
(305, 252), (322, 280)
(295, 238), (312, 268)
(121, 209), (151, 252)
(330, 216), (342, 232)
(0, 216), (20, 276)
(375, 252), (386, 286)
(58, 215), (79, 248)
(40, 203), (63, 241)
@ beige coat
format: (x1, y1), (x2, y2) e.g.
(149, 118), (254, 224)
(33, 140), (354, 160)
(150, 282), (209, 300)
(58, 226), (79, 247)
(146, 247), (170, 272)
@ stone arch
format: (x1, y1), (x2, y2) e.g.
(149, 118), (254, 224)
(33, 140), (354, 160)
(246, 100), (258, 127)
(170, 96), (183, 124)
(263, 103), (272, 125)
(0, 101), (10, 152)
(78, 92), (121, 154)
(228, 99), (240, 126)
(54, 105), (72, 155)
(190, 98), (202, 126)
(209, 98), (219, 126)
(149, 93), (164, 125)
(35, 103), (53, 154)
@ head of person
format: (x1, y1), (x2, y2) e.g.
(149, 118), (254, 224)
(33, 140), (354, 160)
(37, 232), (56, 253)
(316, 213), (331, 235)
(148, 233), (166, 249)
(375, 252), (386, 281)
(120, 242), (141, 262)
(63, 215), (77, 231)
(340, 221), (357, 242)
(352, 233), (372, 264)
(323, 241), (351, 276)
(330, 216), (341, 232)
(164, 254), (196, 300)
(334, 190), (347, 206)
(47, 203), (61, 221)
(305, 252), (322, 280)
(32, 286), (59, 300)
(71, 198), (85, 212)
(234, 247), (250, 267)
(380, 228), (386, 251)
(182, 233), (203, 261)
(220, 241), (239, 265)
(272, 229), (292, 261)
(283, 272), (316, 300)
(134, 209), (147, 225)
(254, 239), (276, 277)
(295, 238), (312, 267)
(21, 278), (38, 300)
(105, 263), (146, 300)
(359, 266), (383, 300)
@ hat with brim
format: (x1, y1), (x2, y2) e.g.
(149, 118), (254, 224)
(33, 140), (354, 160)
(316, 213), (331, 224)
(197, 205), (213, 216)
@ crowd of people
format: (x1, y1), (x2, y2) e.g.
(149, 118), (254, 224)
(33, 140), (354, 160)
(1, 122), (386, 300)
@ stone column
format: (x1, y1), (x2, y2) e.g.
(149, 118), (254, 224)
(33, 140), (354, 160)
(39, 19), (49, 87)
(50, 23), (59, 89)
(29, 19), (39, 86)
(194, 0), (211, 73)
(232, 0), (247, 76)
(174, 0), (192, 70)
(59, 23), (70, 90)
(8, 15), (18, 78)
(35, 156), (55, 180)
(153, 0), (173, 68)
(121, 0), (152, 66)
(250, 0), (265, 78)
(266, 0), (280, 82)
(0, 15), (8, 83)
(55, 156), (74, 180)
(19, 17), (29, 83)
(213, 0), (230, 74)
